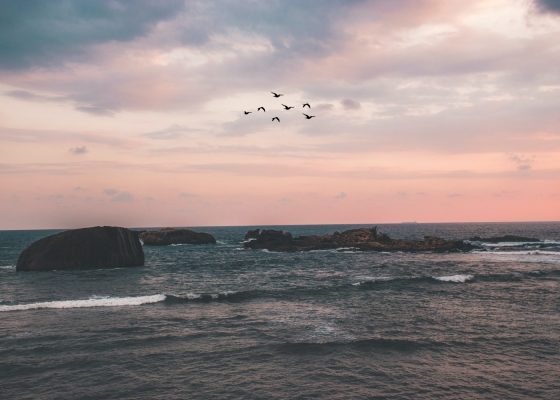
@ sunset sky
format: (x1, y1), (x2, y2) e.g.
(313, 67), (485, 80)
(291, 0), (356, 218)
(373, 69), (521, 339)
(1, 0), (560, 229)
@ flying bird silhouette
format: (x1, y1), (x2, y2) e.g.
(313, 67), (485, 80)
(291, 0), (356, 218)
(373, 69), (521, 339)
(244, 111), (252, 115)
(258, 107), (266, 112)
(282, 104), (294, 110)
(303, 113), (315, 119)
(303, 103), (311, 108)
(272, 117), (280, 122)
(271, 92), (284, 98)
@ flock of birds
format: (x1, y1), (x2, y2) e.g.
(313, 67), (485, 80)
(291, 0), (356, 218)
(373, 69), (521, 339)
(243, 91), (315, 122)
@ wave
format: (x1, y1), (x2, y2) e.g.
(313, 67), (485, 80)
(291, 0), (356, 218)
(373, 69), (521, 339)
(276, 337), (434, 353)
(474, 239), (560, 252)
(434, 274), (474, 283)
(353, 274), (474, 287)
(474, 249), (560, 254)
(164, 290), (261, 304)
(352, 276), (396, 286)
(0, 265), (15, 270)
(3, 269), (558, 312)
(0, 294), (166, 312)
(352, 269), (560, 287)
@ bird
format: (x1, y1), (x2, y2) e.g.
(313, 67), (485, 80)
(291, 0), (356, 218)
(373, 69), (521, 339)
(271, 92), (284, 98)
(282, 104), (294, 110)
(244, 111), (252, 115)
(303, 103), (311, 108)
(257, 106), (266, 112)
(303, 113), (315, 119)
(272, 117), (280, 122)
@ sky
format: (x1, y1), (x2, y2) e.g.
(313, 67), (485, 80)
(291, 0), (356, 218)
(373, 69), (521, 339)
(1, 0), (560, 229)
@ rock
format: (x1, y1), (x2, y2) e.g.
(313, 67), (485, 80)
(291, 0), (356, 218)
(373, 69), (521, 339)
(243, 227), (477, 253)
(16, 226), (144, 271)
(468, 235), (540, 243)
(139, 228), (216, 246)
(244, 229), (294, 250)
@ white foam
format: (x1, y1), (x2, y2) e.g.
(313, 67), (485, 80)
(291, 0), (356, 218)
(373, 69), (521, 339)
(434, 274), (474, 283)
(352, 276), (396, 286)
(480, 241), (540, 248)
(0, 265), (15, 270)
(0, 294), (166, 312)
(473, 250), (560, 255)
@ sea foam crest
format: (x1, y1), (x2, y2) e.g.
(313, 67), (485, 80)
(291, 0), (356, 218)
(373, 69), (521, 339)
(0, 294), (166, 312)
(352, 276), (397, 286)
(433, 274), (474, 283)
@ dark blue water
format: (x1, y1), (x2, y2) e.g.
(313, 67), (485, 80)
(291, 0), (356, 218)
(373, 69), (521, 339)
(1, 223), (559, 399)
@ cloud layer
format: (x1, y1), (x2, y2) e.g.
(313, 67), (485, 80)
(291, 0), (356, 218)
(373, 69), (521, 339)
(1, 0), (560, 228)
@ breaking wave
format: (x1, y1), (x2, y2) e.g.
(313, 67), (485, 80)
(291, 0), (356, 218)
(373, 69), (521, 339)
(434, 274), (474, 283)
(3, 269), (558, 312)
(0, 294), (166, 312)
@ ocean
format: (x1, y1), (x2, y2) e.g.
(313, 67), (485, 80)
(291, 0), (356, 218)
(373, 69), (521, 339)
(1, 222), (559, 399)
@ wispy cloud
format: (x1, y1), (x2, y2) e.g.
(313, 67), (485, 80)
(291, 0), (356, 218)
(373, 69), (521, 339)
(103, 188), (133, 202)
(341, 99), (361, 110)
(179, 192), (198, 199)
(75, 105), (115, 116)
(4, 89), (66, 103)
(69, 146), (88, 155)
(508, 154), (535, 171)
(142, 124), (204, 140)
(334, 191), (347, 200)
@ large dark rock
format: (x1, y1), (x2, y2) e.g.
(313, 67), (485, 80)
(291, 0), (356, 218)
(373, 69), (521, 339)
(16, 226), (144, 271)
(244, 227), (477, 253)
(139, 228), (216, 246)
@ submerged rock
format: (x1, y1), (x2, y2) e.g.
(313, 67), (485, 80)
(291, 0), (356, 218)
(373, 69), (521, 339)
(244, 227), (477, 253)
(16, 226), (144, 271)
(139, 228), (216, 246)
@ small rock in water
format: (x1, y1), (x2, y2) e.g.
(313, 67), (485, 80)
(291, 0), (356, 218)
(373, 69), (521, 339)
(139, 228), (216, 246)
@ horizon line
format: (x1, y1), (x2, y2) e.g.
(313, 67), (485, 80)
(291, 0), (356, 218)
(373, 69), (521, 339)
(1, 219), (559, 232)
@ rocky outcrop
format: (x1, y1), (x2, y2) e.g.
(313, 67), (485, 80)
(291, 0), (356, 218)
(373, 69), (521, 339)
(139, 228), (216, 246)
(468, 235), (540, 243)
(244, 227), (477, 253)
(16, 226), (144, 271)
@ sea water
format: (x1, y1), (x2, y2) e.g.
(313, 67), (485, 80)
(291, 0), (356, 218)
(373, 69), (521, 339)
(1, 222), (559, 399)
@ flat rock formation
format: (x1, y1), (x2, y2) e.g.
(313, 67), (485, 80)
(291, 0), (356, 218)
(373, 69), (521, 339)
(468, 235), (540, 243)
(17, 226), (144, 271)
(139, 228), (216, 246)
(244, 227), (477, 253)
